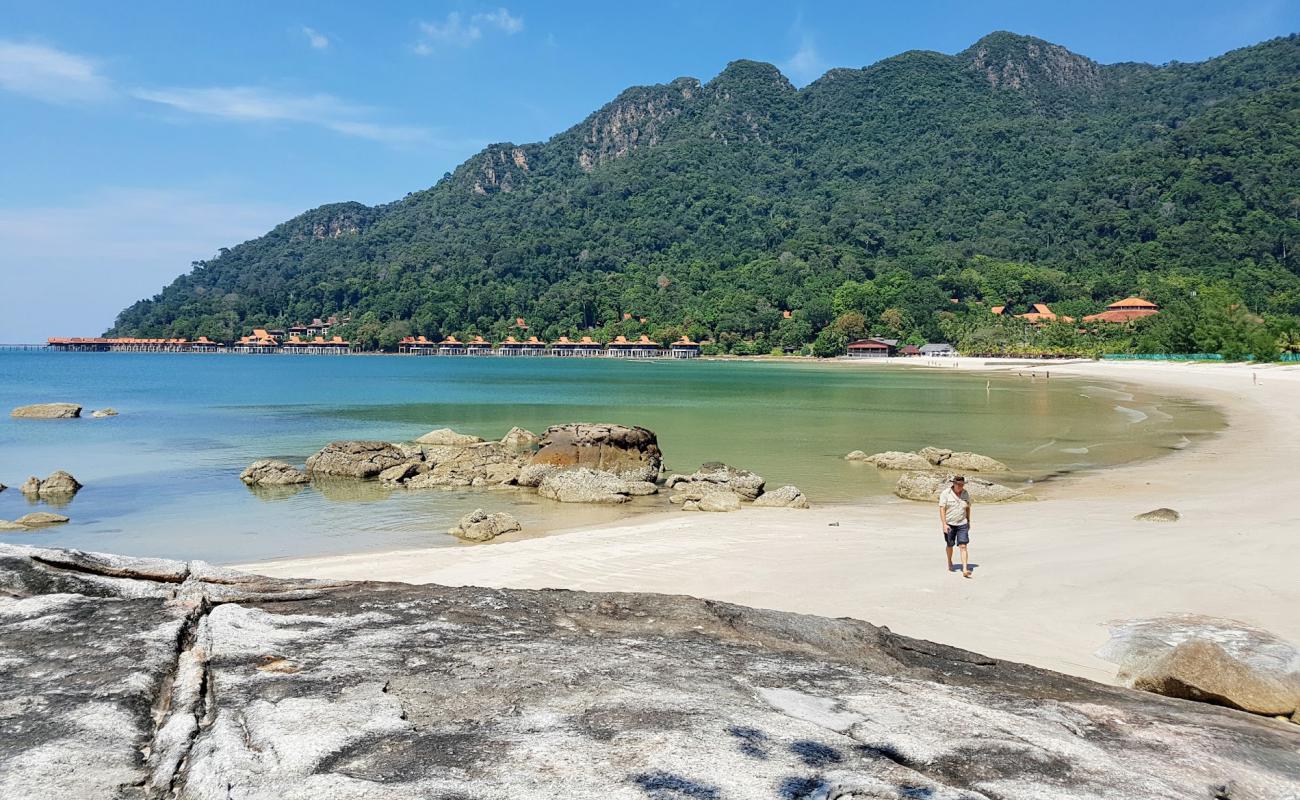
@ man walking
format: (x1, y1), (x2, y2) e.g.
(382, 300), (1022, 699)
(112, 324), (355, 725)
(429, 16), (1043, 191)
(939, 476), (972, 578)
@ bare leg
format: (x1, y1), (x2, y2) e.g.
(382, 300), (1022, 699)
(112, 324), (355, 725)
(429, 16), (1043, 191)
(959, 544), (971, 577)
(945, 545), (954, 572)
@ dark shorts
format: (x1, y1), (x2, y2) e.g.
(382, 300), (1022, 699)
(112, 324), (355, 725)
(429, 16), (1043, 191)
(944, 524), (970, 547)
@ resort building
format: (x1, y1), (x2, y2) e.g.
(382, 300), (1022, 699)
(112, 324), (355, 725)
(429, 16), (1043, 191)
(191, 336), (224, 353)
(496, 336), (526, 356)
(466, 336), (492, 356)
(899, 344), (921, 357)
(920, 343), (957, 357)
(398, 335), (436, 354)
(438, 336), (467, 356)
(992, 304), (1072, 324)
(669, 336), (701, 359)
(281, 335), (350, 354)
(607, 335), (663, 358)
(47, 337), (201, 353)
(846, 338), (897, 358)
(1083, 297), (1161, 324)
(549, 336), (604, 357)
(522, 336), (548, 356)
(232, 329), (279, 354)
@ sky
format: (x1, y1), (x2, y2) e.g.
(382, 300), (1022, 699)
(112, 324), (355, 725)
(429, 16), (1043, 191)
(1, 1), (1297, 342)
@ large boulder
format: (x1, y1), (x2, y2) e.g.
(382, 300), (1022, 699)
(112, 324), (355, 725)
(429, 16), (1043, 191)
(665, 463), (765, 500)
(14, 512), (70, 528)
(537, 468), (638, 504)
(19, 471), (83, 499)
(403, 441), (526, 488)
(752, 485), (810, 509)
(894, 472), (1035, 503)
(1, 543), (1298, 798)
(305, 441), (409, 479)
(239, 460), (309, 486)
(449, 509), (522, 542)
(919, 447), (1009, 472)
(530, 423), (662, 482)
(11, 403), (81, 419)
(415, 428), (485, 446)
(864, 451), (933, 471)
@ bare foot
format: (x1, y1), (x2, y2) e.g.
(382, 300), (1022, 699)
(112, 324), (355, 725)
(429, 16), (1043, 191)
(963, 570), (973, 579)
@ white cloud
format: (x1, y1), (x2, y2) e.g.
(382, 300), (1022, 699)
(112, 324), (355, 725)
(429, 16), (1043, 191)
(130, 85), (430, 145)
(301, 26), (330, 50)
(0, 188), (295, 341)
(0, 40), (113, 104)
(781, 34), (827, 86)
(414, 7), (523, 55)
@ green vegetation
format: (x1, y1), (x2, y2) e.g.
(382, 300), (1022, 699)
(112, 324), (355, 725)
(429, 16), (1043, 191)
(109, 32), (1300, 360)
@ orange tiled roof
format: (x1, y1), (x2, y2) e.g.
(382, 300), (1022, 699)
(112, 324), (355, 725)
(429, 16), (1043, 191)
(1108, 297), (1159, 309)
(673, 336), (699, 346)
(439, 336), (463, 345)
(990, 306), (1006, 315)
(579, 336), (598, 345)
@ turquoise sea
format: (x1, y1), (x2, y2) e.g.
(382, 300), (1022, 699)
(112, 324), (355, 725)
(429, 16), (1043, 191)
(0, 352), (1222, 564)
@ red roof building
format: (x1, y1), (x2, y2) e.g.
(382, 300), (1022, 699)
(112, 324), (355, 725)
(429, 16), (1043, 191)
(1083, 297), (1160, 324)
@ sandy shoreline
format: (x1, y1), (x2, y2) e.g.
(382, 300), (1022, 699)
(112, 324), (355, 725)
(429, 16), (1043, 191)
(243, 357), (1300, 684)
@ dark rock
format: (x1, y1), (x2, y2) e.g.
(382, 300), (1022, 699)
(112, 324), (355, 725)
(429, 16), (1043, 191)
(530, 423), (662, 482)
(305, 441), (409, 478)
(0, 543), (1297, 798)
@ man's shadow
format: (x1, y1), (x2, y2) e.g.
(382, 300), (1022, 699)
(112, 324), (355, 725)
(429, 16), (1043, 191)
(948, 563), (980, 573)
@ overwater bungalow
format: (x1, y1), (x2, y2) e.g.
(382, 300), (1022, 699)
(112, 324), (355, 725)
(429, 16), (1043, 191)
(398, 335), (436, 354)
(282, 335), (350, 354)
(608, 335), (663, 358)
(191, 336), (225, 353)
(232, 329), (279, 354)
(522, 336), (548, 356)
(1083, 297), (1160, 324)
(551, 336), (603, 357)
(466, 336), (492, 356)
(669, 336), (701, 359)
(496, 336), (526, 356)
(438, 335), (467, 355)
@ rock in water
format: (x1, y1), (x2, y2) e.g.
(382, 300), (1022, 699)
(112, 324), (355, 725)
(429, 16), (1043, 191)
(0, 543), (1297, 798)
(18, 477), (41, 496)
(13, 512), (70, 528)
(895, 472), (1034, 503)
(91, 408), (119, 418)
(919, 446), (1009, 472)
(500, 426), (541, 450)
(864, 451), (933, 471)
(415, 428), (485, 446)
(665, 463), (765, 500)
(752, 485), (810, 509)
(449, 509), (522, 542)
(10, 402), (81, 419)
(843, 450), (870, 461)
(1135, 507), (1181, 522)
(18, 471), (83, 499)
(305, 441), (409, 478)
(239, 460), (310, 486)
(537, 468), (637, 504)
(530, 423), (662, 482)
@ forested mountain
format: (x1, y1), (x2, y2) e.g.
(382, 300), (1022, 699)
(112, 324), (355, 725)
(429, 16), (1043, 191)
(109, 32), (1300, 356)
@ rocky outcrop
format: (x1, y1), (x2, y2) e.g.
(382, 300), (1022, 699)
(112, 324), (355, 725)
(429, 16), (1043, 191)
(305, 441), (409, 478)
(11, 402), (81, 419)
(863, 451), (933, 471)
(918, 447), (1009, 472)
(752, 485), (810, 509)
(91, 408), (119, 418)
(403, 441), (525, 488)
(239, 460), (309, 486)
(449, 509), (522, 542)
(19, 471), (82, 499)
(895, 472), (1035, 503)
(1135, 507), (1181, 522)
(1, 542), (1298, 798)
(537, 468), (656, 504)
(9, 512), (71, 528)
(665, 463), (765, 500)
(415, 428), (485, 446)
(530, 423), (662, 482)
(843, 450), (869, 461)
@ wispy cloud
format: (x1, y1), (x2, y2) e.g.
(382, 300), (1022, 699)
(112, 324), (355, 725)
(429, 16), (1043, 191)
(414, 7), (524, 55)
(301, 26), (330, 50)
(781, 33), (827, 86)
(0, 40), (113, 104)
(131, 85), (430, 145)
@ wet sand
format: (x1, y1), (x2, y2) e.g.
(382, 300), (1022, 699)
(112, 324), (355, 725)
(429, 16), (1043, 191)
(243, 359), (1300, 684)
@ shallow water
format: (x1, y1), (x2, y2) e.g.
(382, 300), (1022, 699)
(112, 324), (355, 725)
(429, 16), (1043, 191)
(0, 353), (1223, 563)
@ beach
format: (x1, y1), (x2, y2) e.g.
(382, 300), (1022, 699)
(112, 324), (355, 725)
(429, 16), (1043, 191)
(245, 358), (1300, 684)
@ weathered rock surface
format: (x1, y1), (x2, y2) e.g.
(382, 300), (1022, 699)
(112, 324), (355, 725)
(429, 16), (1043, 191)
(305, 440), (409, 478)
(18, 476), (40, 495)
(1, 543), (1298, 799)
(753, 485), (810, 509)
(402, 441), (525, 488)
(10, 402), (81, 419)
(692, 492), (742, 512)
(12, 512), (70, 528)
(500, 426), (540, 450)
(843, 450), (870, 461)
(239, 460), (309, 486)
(863, 451), (933, 471)
(1101, 614), (1300, 719)
(666, 462), (765, 500)
(449, 509), (522, 542)
(415, 427), (485, 446)
(919, 446), (1009, 472)
(530, 423), (662, 482)
(537, 467), (645, 504)
(91, 407), (119, 418)
(1135, 507), (1181, 522)
(895, 472), (1035, 503)
(29, 470), (82, 498)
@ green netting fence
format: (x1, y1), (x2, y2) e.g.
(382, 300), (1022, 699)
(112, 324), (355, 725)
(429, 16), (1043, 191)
(1102, 353), (1300, 362)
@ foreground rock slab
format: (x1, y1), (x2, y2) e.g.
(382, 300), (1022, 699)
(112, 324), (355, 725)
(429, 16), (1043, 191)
(537, 467), (654, 504)
(666, 462), (766, 500)
(0, 543), (1297, 799)
(10, 402), (81, 419)
(305, 440), (409, 478)
(240, 460), (310, 486)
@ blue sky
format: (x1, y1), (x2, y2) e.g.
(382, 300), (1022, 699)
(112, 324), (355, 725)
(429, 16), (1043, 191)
(1, 1), (1297, 341)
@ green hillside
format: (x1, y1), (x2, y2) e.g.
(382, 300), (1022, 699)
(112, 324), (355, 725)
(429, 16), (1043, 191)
(109, 32), (1300, 357)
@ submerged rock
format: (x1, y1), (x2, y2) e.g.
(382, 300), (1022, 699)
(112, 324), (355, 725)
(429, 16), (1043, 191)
(863, 451), (933, 471)
(415, 427), (485, 446)
(305, 441), (409, 479)
(537, 467), (640, 504)
(449, 509), (522, 542)
(1135, 507), (1181, 522)
(530, 423), (662, 482)
(895, 472), (1034, 503)
(919, 446), (1009, 472)
(0, 542), (1297, 798)
(843, 450), (870, 461)
(91, 408), (119, 418)
(239, 460), (309, 486)
(13, 512), (70, 528)
(11, 402), (81, 419)
(753, 485), (810, 509)
(665, 462), (765, 500)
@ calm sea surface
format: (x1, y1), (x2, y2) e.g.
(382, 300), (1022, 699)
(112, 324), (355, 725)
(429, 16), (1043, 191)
(0, 352), (1222, 563)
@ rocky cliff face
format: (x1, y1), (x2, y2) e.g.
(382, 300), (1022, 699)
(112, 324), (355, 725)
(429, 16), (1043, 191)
(2, 542), (1297, 799)
(962, 31), (1104, 93)
(576, 78), (699, 172)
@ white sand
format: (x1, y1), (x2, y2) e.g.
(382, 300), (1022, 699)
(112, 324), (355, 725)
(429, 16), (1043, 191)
(242, 358), (1300, 684)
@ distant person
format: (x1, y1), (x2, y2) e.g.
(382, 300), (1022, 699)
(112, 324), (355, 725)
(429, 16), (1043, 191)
(939, 476), (973, 578)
